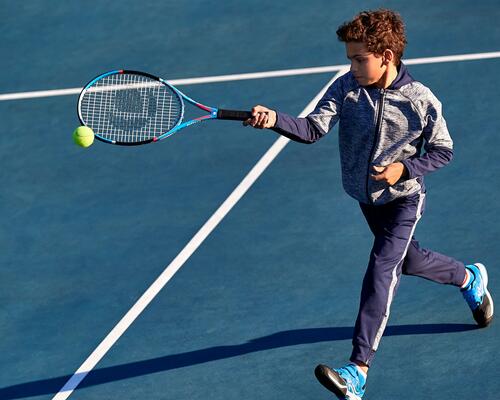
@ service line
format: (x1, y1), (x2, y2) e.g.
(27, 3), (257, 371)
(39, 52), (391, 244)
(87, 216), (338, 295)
(1, 51), (499, 101)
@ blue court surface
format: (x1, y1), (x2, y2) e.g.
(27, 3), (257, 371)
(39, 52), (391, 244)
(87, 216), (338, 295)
(1, 1), (499, 399)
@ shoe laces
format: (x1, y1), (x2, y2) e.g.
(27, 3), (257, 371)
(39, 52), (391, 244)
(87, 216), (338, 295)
(462, 269), (484, 309)
(337, 364), (365, 395)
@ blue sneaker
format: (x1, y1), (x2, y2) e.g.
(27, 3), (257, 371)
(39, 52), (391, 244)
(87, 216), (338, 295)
(315, 363), (366, 400)
(461, 263), (494, 327)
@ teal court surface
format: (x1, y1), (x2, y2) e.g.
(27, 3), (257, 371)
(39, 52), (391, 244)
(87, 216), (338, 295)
(1, 1), (499, 399)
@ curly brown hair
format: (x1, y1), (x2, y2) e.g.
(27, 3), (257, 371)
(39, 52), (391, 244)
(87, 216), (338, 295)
(336, 9), (407, 65)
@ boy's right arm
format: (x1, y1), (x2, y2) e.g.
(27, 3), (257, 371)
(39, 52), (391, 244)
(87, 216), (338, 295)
(243, 105), (325, 144)
(243, 78), (344, 143)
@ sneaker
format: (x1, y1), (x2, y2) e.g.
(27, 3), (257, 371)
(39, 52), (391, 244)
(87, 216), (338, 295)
(314, 364), (366, 400)
(461, 263), (494, 327)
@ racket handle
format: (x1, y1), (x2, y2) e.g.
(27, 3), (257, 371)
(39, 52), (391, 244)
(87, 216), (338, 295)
(217, 109), (253, 121)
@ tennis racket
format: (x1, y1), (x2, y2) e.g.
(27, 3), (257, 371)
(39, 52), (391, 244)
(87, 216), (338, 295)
(77, 70), (253, 145)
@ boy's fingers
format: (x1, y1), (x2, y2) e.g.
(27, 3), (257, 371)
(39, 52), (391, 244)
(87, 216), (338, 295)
(372, 174), (386, 181)
(252, 105), (268, 115)
(250, 112), (266, 129)
(258, 113), (268, 125)
(245, 106), (273, 129)
(370, 165), (385, 180)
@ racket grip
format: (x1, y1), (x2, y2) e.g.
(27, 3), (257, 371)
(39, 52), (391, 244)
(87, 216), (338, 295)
(217, 109), (253, 121)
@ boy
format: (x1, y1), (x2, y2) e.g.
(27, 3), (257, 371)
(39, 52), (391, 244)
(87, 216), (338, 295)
(244, 9), (494, 400)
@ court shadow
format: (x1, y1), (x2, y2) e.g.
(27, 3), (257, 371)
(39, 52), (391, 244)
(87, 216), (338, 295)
(0, 323), (477, 399)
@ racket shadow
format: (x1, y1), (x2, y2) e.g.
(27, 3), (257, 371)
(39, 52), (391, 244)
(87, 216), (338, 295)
(0, 323), (477, 399)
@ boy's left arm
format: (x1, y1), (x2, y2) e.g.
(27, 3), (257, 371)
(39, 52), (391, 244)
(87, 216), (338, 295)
(400, 97), (454, 180)
(372, 97), (453, 186)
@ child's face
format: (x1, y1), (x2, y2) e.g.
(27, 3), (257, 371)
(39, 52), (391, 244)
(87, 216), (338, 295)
(345, 42), (388, 87)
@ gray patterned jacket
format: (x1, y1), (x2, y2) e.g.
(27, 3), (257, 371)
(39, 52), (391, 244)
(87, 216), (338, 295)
(273, 63), (454, 205)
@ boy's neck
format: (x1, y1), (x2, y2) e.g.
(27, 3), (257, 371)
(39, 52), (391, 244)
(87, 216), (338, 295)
(375, 63), (399, 89)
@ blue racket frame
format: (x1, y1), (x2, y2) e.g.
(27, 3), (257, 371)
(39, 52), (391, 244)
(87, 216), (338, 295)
(77, 69), (251, 146)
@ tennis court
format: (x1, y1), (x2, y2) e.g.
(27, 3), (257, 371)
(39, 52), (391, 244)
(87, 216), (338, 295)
(1, 1), (499, 399)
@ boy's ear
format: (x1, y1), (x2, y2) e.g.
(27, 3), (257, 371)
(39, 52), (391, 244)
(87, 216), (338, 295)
(382, 49), (395, 65)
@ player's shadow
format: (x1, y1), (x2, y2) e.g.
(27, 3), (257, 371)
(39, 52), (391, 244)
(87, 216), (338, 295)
(0, 323), (477, 399)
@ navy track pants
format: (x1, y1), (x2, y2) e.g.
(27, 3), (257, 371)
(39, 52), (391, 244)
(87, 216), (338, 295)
(350, 191), (467, 366)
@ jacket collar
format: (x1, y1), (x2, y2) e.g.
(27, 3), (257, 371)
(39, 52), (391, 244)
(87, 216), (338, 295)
(388, 62), (414, 90)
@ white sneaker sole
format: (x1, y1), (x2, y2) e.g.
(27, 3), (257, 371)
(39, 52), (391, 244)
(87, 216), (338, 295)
(475, 263), (494, 321)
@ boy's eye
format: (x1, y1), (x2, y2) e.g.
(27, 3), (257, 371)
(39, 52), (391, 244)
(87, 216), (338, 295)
(349, 57), (365, 64)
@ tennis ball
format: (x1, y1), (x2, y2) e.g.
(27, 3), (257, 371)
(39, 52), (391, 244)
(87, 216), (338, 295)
(73, 126), (94, 148)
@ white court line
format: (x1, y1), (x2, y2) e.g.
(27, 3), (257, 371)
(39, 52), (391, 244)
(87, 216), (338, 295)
(1, 51), (500, 101)
(51, 66), (349, 400)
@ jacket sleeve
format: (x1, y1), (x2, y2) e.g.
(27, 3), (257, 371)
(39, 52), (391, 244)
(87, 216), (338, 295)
(271, 76), (345, 143)
(271, 112), (324, 144)
(401, 96), (454, 178)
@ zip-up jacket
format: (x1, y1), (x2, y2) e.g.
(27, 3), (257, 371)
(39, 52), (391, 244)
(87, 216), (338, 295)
(272, 63), (454, 205)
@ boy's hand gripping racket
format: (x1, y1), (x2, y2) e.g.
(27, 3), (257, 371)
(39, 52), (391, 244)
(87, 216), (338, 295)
(77, 70), (252, 145)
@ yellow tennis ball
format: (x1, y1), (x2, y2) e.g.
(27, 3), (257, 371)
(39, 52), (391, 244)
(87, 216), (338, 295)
(73, 126), (95, 148)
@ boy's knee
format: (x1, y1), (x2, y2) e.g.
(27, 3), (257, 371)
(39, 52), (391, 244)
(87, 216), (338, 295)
(401, 262), (413, 275)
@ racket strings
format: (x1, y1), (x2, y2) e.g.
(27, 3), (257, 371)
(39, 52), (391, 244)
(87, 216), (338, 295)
(79, 73), (183, 143)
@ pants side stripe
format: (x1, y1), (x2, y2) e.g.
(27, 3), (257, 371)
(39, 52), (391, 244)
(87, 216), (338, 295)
(372, 192), (426, 351)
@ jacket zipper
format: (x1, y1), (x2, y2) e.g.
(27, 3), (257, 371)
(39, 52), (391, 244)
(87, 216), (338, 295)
(366, 89), (386, 203)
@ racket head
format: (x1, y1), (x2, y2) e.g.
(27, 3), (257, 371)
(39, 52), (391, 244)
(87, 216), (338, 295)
(77, 70), (185, 145)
